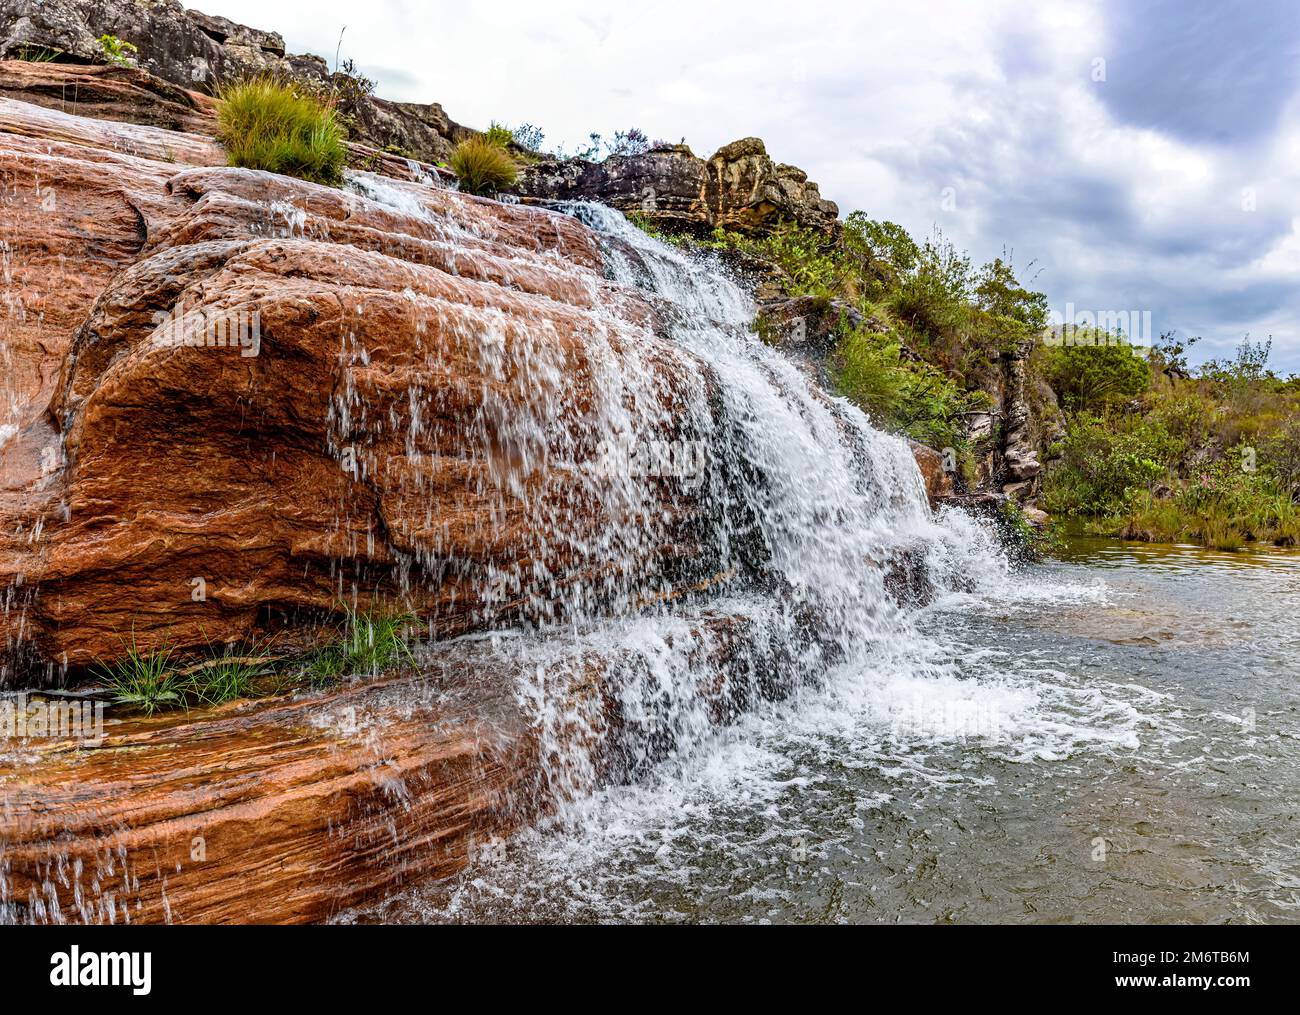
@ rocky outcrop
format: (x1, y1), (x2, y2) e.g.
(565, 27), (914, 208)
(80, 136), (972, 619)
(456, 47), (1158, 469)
(0, 95), (718, 680)
(0, 0), (306, 83)
(0, 0), (471, 163)
(0, 59), (217, 132)
(961, 344), (1059, 506)
(999, 347), (1042, 501)
(518, 137), (840, 237)
(0, 605), (792, 923)
(0, 668), (540, 924)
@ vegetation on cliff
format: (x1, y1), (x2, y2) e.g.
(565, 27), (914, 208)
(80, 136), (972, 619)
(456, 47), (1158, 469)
(93, 608), (416, 712)
(640, 214), (1300, 550)
(216, 77), (347, 186)
(649, 215), (1044, 476)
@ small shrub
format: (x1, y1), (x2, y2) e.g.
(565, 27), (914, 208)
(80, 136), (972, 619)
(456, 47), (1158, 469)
(450, 136), (519, 196)
(606, 128), (651, 157)
(97, 34), (137, 67)
(216, 78), (347, 187)
(484, 121), (515, 148)
(511, 123), (545, 152)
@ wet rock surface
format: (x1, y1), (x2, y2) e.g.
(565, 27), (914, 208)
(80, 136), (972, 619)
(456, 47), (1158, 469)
(0, 96), (715, 676)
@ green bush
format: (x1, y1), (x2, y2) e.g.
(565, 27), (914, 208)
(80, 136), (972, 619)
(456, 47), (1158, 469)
(450, 135), (519, 196)
(1042, 413), (1171, 516)
(835, 326), (988, 452)
(1040, 333), (1152, 412)
(842, 213), (919, 283)
(483, 121), (515, 148)
(888, 233), (973, 338)
(216, 78), (348, 187)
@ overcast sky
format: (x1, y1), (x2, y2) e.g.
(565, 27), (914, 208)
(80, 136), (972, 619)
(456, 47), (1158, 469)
(204, 0), (1300, 371)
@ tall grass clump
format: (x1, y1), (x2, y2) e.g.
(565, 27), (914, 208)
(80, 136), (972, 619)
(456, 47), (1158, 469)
(450, 135), (519, 196)
(301, 605), (417, 685)
(93, 635), (184, 716)
(184, 637), (277, 705)
(216, 78), (347, 186)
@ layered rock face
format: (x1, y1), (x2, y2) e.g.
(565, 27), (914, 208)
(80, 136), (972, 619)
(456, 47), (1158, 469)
(0, 59), (218, 132)
(518, 137), (840, 237)
(0, 94), (719, 680)
(961, 345), (1061, 505)
(0, 0), (471, 162)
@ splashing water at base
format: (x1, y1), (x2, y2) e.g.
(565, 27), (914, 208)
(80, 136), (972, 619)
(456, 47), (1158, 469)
(340, 538), (1300, 924)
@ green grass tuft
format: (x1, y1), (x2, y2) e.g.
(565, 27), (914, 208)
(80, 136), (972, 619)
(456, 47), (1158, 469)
(449, 135), (519, 196)
(301, 605), (417, 685)
(216, 78), (347, 187)
(93, 635), (184, 716)
(184, 638), (276, 705)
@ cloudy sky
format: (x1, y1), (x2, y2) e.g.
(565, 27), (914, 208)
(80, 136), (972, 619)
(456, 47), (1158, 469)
(204, 0), (1300, 370)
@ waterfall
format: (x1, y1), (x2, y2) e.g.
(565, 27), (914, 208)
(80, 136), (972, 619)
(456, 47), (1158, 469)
(417, 197), (1018, 810)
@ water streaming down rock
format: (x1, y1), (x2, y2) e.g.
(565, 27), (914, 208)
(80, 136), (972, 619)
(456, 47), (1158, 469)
(0, 94), (1019, 921)
(406, 196), (1014, 812)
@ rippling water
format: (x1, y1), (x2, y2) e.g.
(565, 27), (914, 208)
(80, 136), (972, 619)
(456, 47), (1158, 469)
(343, 537), (1300, 924)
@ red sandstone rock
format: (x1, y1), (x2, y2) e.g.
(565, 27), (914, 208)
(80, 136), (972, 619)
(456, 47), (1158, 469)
(0, 94), (711, 678)
(0, 669), (540, 923)
(909, 440), (956, 506)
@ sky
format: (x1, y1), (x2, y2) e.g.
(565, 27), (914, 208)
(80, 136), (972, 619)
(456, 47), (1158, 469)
(202, 0), (1300, 371)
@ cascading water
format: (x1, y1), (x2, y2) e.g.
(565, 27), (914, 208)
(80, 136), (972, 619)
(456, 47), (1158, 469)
(363, 194), (1093, 842)
(490, 199), (983, 797)
(321, 195), (1165, 923)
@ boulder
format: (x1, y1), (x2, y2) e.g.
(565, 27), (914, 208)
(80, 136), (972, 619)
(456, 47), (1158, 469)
(909, 441), (956, 507)
(705, 137), (839, 236)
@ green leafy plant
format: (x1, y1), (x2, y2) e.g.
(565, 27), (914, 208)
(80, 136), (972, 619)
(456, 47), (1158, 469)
(484, 121), (515, 148)
(835, 325), (987, 451)
(97, 34), (138, 67)
(449, 135), (519, 196)
(216, 77), (348, 187)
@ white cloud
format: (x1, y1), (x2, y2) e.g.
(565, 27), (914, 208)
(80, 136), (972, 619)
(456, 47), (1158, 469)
(199, 0), (1300, 370)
